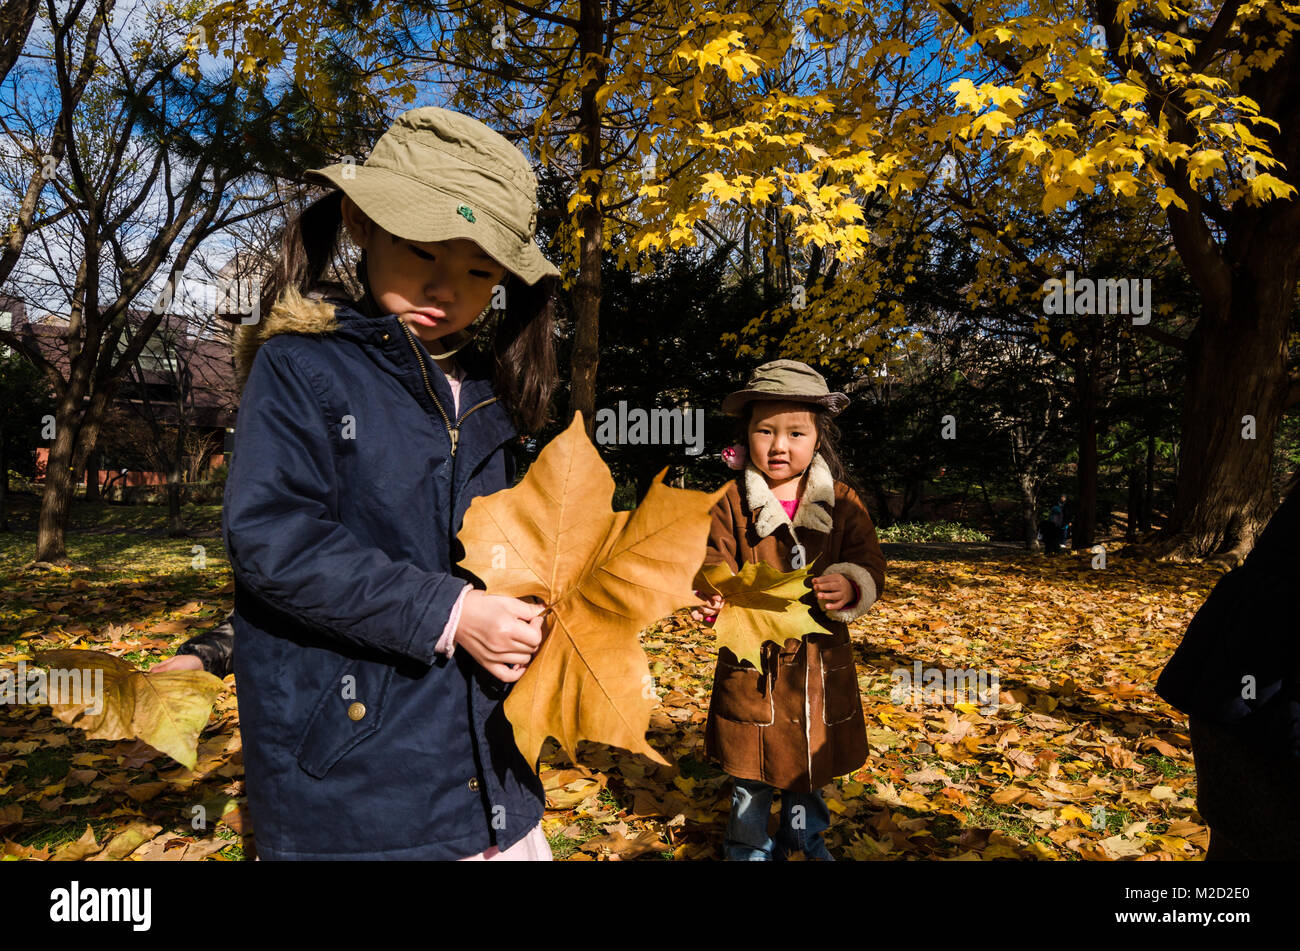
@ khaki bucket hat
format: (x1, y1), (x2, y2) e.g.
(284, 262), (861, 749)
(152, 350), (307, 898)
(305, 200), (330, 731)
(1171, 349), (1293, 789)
(722, 359), (850, 416)
(305, 106), (561, 286)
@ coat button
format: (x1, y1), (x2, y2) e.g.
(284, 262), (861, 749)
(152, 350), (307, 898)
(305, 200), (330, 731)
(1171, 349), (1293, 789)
(382, 333), (389, 340)
(468, 777), (480, 791)
(347, 702), (366, 721)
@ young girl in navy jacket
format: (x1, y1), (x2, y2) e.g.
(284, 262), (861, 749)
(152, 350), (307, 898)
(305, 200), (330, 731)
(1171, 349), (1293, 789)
(223, 107), (560, 860)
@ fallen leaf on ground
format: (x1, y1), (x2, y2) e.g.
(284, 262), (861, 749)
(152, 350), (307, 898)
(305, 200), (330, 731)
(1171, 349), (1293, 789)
(51, 825), (102, 861)
(87, 822), (162, 860)
(32, 650), (224, 769)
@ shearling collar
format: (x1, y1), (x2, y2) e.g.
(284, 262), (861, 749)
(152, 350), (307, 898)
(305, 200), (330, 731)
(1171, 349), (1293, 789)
(743, 452), (835, 538)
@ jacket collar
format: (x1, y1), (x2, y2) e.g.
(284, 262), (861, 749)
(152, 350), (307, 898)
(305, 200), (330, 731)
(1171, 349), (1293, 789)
(233, 285), (516, 452)
(742, 452), (835, 538)
(234, 285), (342, 393)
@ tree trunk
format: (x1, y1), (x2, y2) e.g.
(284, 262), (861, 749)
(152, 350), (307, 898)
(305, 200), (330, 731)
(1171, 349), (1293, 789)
(1018, 469), (1041, 551)
(1126, 463), (1142, 542)
(167, 413), (186, 535)
(167, 470), (183, 535)
(33, 354), (100, 563)
(1142, 432), (1155, 532)
(1073, 341), (1099, 550)
(742, 211), (751, 280)
(0, 430), (8, 532)
(1141, 265), (1295, 563)
(871, 484), (894, 529)
(84, 447), (100, 503)
(761, 201), (773, 299)
(36, 424), (77, 564)
(565, 0), (606, 436)
(899, 476), (922, 521)
(36, 357), (110, 562)
(567, 208), (602, 433)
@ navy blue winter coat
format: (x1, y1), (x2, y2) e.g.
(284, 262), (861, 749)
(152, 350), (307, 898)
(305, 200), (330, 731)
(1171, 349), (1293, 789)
(221, 284), (544, 859)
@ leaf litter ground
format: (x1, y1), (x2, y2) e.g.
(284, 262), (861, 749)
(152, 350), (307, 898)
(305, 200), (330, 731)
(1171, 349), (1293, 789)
(1, 527), (1223, 860)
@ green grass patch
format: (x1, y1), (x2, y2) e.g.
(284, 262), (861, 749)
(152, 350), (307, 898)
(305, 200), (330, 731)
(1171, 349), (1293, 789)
(1140, 754), (1193, 778)
(878, 521), (991, 544)
(17, 816), (129, 854)
(546, 816), (603, 860)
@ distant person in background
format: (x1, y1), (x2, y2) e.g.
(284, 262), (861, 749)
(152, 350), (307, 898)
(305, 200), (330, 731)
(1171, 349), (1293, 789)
(1042, 495), (1068, 554)
(1156, 472), (1300, 860)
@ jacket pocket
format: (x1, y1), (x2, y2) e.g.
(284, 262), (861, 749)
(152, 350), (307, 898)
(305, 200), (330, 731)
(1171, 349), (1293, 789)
(711, 654), (775, 726)
(294, 657), (396, 779)
(821, 643), (860, 726)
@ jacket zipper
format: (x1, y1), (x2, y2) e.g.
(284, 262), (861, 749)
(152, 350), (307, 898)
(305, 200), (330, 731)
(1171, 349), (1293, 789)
(397, 319), (499, 456)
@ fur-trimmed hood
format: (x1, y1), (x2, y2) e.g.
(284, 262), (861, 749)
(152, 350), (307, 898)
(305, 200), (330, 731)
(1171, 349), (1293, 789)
(742, 452), (836, 538)
(233, 286), (343, 393)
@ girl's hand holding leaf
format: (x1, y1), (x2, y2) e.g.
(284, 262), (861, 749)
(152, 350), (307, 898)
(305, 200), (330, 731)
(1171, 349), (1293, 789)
(455, 591), (546, 683)
(812, 572), (854, 611)
(691, 590), (725, 621)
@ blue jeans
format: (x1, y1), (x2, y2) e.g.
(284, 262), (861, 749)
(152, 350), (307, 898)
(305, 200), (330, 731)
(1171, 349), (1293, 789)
(724, 777), (833, 860)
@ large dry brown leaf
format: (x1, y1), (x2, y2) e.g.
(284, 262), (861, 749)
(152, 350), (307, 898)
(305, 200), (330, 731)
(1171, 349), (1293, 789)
(694, 561), (832, 667)
(458, 412), (725, 767)
(33, 650), (224, 769)
(51, 825), (102, 861)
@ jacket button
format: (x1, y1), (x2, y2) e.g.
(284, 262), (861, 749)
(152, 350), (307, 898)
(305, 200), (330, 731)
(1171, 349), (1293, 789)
(347, 702), (366, 721)
(468, 777), (480, 791)
(382, 333), (389, 340)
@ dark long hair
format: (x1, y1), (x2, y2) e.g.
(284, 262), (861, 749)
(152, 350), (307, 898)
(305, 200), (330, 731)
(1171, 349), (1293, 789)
(258, 190), (558, 432)
(731, 401), (863, 496)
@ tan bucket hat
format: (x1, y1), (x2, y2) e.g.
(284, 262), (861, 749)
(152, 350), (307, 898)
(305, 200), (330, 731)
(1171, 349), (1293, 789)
(722, 359), (850, 416)
(305, 106), (561, 286)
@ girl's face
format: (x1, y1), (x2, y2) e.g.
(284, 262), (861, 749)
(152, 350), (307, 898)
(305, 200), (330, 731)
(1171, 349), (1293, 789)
(746, 400), (820, 489)
(341, 195), (509, 352)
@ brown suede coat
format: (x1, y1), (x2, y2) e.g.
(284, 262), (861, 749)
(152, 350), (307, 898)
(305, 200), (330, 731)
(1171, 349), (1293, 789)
(703, 454), (886, 791)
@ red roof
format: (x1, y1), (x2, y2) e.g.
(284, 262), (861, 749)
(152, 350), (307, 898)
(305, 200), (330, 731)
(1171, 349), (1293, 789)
(5, 300), (238, 429)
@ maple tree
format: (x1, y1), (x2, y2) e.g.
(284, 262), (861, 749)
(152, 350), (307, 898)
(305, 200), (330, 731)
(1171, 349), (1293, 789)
(693, 561), (832, 667)
(660, 1), (1300, 560)
(180, 1), (1299, 559)
(457, 412), (725, 768)
(182, 0), (709, 431)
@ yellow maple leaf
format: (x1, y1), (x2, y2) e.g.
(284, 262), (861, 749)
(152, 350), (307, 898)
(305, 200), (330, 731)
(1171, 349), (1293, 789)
(948, 77), (982, 111)
(973, 110), (1016, 136)
(1155, 186), (1188, 211)
(694, 561), (833, 668)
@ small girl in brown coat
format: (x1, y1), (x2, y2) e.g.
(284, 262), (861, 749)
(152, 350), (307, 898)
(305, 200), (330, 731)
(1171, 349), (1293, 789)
(695, 360), (886, 860)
